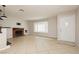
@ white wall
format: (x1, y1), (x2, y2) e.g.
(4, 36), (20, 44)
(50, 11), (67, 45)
(27, 21), (34, 35)
(57, 11), (76, 42)
(27, 16), (57, 38)
(76, 8), (79, 46)
(0, 17), (28, 38)
(48, 17), (57, 38)
(1, 18), (27, 28)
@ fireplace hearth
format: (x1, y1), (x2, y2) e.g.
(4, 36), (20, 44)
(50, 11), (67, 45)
(13, 28), (24, 38)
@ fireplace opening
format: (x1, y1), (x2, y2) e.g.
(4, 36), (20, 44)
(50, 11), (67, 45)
(15, 31), (23, 37)
(13, 28), (24, 38)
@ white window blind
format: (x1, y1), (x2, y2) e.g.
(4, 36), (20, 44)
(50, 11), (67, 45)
(34, 21), (48, 33)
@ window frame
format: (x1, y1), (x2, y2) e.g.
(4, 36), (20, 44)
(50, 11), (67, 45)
(34, 21), (48, 33)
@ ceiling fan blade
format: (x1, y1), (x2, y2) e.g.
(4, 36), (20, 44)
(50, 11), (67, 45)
(0, 17), (3, 20)
(2, 5), (6, 7)
(1, 15), (7, 18)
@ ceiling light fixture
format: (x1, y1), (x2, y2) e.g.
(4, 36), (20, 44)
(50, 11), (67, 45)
(19, 9), (24, 12)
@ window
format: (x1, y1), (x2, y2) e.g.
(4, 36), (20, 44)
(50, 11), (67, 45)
(34, 21), (48, 33)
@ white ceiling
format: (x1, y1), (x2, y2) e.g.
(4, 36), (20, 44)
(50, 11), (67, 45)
(0, 5), (78, 20)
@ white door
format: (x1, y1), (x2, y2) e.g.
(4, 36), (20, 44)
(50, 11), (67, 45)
(57, 13), (75, 42)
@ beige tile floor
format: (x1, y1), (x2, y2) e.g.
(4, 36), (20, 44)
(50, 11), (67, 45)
(0, 35), (79, 54)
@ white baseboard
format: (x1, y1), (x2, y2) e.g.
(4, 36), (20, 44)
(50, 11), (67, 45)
(34, 35), (57, 39)
(75, 43), (79, 47)
(0, 45), (10, 51)
(58, 40), (75, 46)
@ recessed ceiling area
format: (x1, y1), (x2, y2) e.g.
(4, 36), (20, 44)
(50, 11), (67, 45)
(0, 5), (79, 20)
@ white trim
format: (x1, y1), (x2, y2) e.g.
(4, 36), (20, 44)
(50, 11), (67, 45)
(0, 45), (10, 51)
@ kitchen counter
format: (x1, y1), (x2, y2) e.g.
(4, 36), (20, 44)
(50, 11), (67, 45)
(0, 27), (11, 28)
(0, 28), (10, 50)
(0, 27), (11, 33)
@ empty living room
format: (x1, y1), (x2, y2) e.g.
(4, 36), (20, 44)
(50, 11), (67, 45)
(0, 5), (79, 54)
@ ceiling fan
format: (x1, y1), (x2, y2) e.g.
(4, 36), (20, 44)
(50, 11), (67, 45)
(1, 5), (7, 18)
(0, 17), (3, 20)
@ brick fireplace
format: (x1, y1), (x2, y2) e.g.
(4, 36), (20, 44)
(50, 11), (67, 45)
(13, 28), (24, 38)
